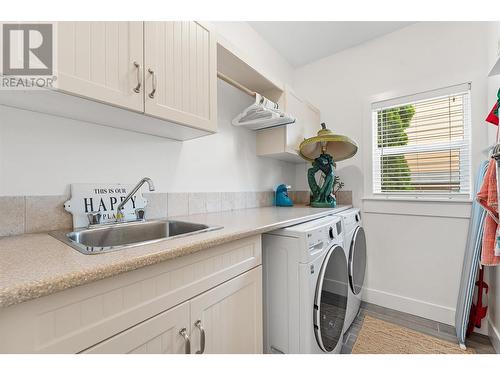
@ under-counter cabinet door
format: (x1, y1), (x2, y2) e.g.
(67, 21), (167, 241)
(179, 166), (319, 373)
(144, 22), (217, 132)
(83, 301), (191, 354)
(56, 22), (144, 112)
(189, 267), (263, 354)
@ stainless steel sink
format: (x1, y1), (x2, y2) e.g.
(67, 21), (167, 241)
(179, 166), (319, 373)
(50, 219), (223, 255)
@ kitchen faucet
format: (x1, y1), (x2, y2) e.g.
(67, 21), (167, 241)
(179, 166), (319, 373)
(116, 177), (155, 222)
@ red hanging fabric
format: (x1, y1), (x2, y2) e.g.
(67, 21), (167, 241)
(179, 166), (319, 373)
(486, 88), (500, 125)
(486, 102), (499, 126)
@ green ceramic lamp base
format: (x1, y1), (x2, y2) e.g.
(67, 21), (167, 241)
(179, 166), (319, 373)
(307, 153), (337, 209)
(310, 199), (337, 208)
(298, 123), (358, 207)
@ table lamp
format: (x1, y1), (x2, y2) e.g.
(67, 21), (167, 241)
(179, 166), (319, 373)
(298, 123), (358, 208)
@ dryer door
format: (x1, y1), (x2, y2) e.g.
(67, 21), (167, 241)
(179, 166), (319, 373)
(313, 245), (348, 352)
(349, 226), (366, 295)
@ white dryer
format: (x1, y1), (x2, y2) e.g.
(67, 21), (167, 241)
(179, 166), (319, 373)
(337, 208), (366, 331)
(263, 215), (349, 354)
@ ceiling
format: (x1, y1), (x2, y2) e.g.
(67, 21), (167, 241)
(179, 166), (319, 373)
(248, 22), (415, 68)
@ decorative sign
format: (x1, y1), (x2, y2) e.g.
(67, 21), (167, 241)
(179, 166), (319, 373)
(64, 183), (148, 228)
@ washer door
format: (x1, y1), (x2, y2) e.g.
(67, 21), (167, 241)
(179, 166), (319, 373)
(349, 226), (366, 295)
(313, 245), (348, 352)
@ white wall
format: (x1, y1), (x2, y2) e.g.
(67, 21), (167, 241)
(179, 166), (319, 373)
(293, 22), (491, 325)
(0, 79), (296, 196)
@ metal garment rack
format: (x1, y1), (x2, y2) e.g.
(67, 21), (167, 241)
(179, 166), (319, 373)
(492, 143), (500, 204)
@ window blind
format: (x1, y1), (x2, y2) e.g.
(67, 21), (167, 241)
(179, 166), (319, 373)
(372, 84), (471, 197)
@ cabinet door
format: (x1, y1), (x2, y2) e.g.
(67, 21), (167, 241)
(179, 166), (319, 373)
(303, 101), (321, 139)
(57, 22), (144, 112)
(83, 302), (190, 354)
(190, 267), (263, 354)
(285, 89), (306, 153)
(144, 21), (217, 132)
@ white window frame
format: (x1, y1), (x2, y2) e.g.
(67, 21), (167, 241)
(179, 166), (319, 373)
(371, 83), (472, 200)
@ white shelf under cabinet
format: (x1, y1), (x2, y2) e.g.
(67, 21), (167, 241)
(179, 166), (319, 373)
(216, 35), (284, 102)
(256, 88), (321, 163)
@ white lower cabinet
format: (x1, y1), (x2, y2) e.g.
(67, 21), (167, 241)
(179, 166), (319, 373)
(84, 301), (191, 354)
(0, 235), (262, 354)
(83, 266), (262, 354)
(190, 266), (263, 354)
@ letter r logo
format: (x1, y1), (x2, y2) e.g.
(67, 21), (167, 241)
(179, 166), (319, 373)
(2, 24), (53, 76)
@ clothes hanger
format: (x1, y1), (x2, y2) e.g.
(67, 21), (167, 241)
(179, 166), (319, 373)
(217, 71), (296, 130)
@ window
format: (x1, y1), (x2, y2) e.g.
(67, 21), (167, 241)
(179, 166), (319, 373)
(372, 83), (471, 197)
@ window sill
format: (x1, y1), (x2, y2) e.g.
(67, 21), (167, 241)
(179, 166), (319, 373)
(362, 196), (472, 204)
(362, 196), (472, 219)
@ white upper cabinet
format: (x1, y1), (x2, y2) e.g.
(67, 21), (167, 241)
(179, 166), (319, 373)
(57, 22), (144, 112)
(256, 87), (321, 163)
(0, 21), (217, 140)
(144, 21), (217, 132)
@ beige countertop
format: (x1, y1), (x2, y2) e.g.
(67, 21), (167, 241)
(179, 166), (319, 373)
(0, 204), (350, 308)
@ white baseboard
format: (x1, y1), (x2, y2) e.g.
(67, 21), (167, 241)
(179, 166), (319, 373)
(323, 278), (455, 325)
(362, 286), (456, 325)
(488, 318), (500, 354)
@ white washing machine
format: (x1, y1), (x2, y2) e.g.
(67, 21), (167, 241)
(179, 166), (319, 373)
(337, 208), (367, 331)
(263, 215), (349, 354)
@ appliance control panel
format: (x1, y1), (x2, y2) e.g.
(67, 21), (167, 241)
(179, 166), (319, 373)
(340, 208), (362, 233)
(306, 217), (343, 253)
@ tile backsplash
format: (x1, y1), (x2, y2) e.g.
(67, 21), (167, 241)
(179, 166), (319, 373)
(289, 190), (353, 206)
(0, 197), (25, 237)
(0, 190), (352, 237)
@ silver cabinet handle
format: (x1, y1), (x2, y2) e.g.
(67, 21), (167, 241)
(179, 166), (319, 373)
(179, 328), (191, 354)
(148, 68), (156, 98)
(194, 320), (205, 354)
(133, 61), (141, 93)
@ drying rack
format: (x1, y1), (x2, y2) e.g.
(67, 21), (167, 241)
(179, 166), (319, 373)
(492, 144), (500, 206)
(456, 141), (500, 348)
